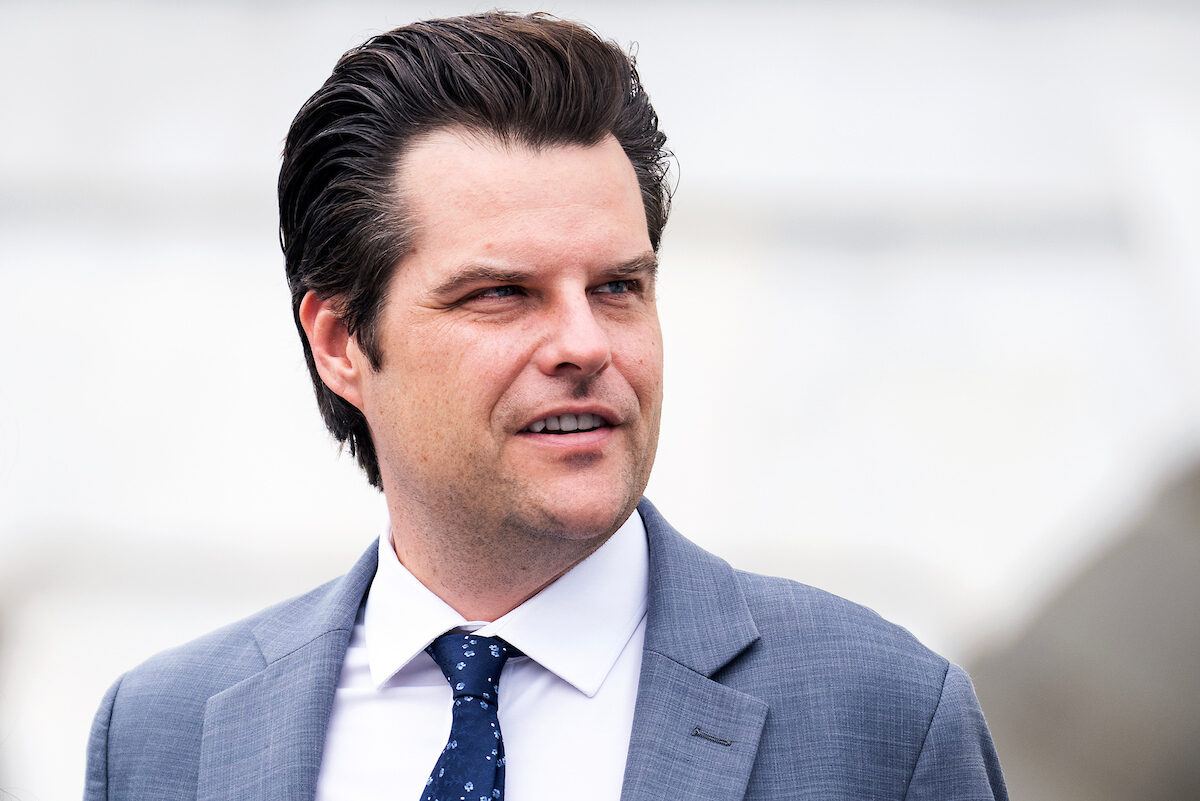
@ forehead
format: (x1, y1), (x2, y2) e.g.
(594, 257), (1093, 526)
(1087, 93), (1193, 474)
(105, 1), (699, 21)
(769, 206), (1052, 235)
(394, 127), (649, 257)
(399, 126), (640, 195)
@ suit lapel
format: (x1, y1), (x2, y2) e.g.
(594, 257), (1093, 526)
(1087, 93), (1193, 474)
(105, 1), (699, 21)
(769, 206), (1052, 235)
(621, 652), (768, 801)
(622, 500), (767, 801)
(196, 542), (379, 801)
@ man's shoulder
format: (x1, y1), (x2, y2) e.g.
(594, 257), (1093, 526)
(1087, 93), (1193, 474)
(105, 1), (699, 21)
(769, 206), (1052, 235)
(87, 545), (378, 798)
(636, 502), (1006, 799)
(638, 499), (949, 695)
(110, 540), (378, 707)
(735, 568), (939, 658)
(724, 565), (950, 705)
(719, 567), (966, 780)
(120, 578), (331, 689)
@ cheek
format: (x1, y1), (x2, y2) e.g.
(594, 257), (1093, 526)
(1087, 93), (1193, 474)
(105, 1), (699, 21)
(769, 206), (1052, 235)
(364, 331), (465, 432)
(400, 320), (493, 385)
(614, 353), (664, 421)
(616, 323), (664, 385)
(409, 328), (532, 415)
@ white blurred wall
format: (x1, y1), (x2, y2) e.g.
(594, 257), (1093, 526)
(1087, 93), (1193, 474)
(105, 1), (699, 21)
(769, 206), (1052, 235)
(2, 1), (1200, 799)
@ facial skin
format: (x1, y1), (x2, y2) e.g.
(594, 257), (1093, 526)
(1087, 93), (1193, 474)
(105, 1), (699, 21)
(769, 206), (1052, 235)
(301, 128), (663, 619)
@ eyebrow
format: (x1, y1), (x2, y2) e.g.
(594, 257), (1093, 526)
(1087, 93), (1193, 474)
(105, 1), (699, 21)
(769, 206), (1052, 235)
(609, 252), (659, 280)
(430, 252), (658, 298)
(431, 266), (532, 299)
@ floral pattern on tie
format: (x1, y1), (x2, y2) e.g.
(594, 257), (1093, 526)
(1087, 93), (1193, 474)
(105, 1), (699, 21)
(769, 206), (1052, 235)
(422, 634), (519, 801)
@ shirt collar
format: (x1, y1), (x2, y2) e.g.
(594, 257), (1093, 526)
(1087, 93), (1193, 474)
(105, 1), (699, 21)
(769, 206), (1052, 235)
(364, 511), (649, 697)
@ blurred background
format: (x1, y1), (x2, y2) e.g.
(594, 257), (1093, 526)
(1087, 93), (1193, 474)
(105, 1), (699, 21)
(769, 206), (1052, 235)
(2, 1), (1199, 798)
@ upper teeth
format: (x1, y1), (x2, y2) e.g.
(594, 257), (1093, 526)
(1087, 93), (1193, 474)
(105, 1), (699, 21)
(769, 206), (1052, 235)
(528, 413), (605, 433)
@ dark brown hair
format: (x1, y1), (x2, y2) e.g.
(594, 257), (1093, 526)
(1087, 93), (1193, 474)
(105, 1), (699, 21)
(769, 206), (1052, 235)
(279, 12), (672, 488)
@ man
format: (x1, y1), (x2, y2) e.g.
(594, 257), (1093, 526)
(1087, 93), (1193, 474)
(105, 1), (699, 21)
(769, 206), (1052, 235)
(85, 12), (1007, 801)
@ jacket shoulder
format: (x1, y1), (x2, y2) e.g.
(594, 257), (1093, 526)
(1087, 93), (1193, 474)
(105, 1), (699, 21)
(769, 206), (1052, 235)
(86, 542), (377, 800)
(730, 569), (949, 696)
(85, 580), (340, 800)
(98, 576), (341, 778)
(733, 571), (975, 787)
(111, 539), (377, 704)
(733, 571), (1007, 798)
(119, 575), (342, 699)
(736, 569), (944, 663)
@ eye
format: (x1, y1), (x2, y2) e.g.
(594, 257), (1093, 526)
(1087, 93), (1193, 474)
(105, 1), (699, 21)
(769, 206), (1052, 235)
(470, 285), (524, 300)
(595, 279), (637, 295)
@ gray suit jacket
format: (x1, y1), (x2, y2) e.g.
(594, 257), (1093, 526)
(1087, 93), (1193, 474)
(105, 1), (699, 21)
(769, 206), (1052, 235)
(85, 499), (1007, 800)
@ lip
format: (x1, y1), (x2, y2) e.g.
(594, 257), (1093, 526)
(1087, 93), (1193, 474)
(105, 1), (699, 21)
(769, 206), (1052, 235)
(518, 405), (621, 434)
(516, 425), (615, 453)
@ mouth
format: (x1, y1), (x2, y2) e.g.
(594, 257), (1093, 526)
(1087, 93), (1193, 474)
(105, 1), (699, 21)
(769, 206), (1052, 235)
(523, 412), (610, 434)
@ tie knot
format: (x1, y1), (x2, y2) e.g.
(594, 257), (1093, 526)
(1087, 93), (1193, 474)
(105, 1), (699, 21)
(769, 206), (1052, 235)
(427, 633), (518, 701)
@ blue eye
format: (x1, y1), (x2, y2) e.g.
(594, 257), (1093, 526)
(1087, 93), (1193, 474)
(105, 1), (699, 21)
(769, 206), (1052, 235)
(597, 280), (634, 294)
(475, 285), (522, 299)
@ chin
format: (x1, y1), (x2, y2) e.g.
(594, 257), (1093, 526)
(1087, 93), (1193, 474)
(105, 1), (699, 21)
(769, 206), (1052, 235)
(508, 490), (640, 542)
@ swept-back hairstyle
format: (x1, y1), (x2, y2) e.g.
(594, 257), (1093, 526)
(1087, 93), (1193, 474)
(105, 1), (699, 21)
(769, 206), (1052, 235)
(279, 12), (672, 488)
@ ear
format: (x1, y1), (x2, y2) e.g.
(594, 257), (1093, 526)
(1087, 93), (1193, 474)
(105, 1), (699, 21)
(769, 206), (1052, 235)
(298, 291), (368, 412)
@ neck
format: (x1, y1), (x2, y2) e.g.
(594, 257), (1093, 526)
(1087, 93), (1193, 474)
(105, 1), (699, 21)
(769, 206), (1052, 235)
(387, 508), (617, 621)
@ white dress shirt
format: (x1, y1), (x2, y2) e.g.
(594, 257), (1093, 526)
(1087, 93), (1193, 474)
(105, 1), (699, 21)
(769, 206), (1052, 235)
(315, 511), (649, 801)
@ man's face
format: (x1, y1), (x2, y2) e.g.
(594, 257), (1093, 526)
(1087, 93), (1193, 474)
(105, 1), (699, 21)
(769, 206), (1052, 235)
(355, 128), (663, 544)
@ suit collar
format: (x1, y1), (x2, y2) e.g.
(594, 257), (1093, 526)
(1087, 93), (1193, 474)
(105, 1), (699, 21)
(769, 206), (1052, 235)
(639, 498), (760, 674)
(249, 541), (379, 664)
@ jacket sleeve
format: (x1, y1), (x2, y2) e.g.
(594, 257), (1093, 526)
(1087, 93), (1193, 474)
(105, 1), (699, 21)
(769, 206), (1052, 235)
(84, 676), (123, 801)
(904, 664), (1009, 801)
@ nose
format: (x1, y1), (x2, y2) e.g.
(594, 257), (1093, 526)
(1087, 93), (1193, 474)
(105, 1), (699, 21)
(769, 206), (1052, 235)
(534, 295), (612, 377)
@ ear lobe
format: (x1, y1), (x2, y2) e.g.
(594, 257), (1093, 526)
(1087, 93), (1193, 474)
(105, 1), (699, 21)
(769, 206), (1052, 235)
(298, 291), (368, 412)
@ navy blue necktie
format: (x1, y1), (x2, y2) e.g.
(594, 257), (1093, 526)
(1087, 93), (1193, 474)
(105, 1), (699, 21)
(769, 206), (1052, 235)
(422, 633), (519, 801)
